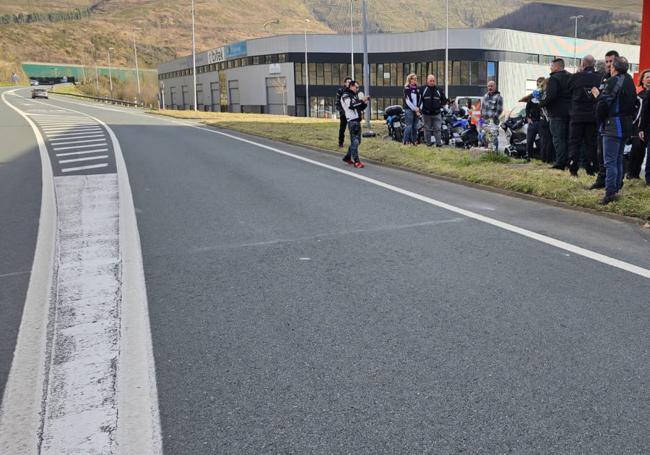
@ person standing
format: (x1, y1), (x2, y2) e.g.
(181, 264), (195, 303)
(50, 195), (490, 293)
(479, 80), (504, 150)
(522, 77), (545, 160)
(591, 50), (620, 189)
(540, 58), (572, 170)
(403, 73), (422, 145)
(335, 77), (352, 147)
(420, 74), (447, 147)
(626, 69), (650, 179)
(538, 78), (556, 163)
(637, 69), (650, 185)
(567, 55), (601, 176)
(592, 57), (637, 204)
(340, 80), (370, 168)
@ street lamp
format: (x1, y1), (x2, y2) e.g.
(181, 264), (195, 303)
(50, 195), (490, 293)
(132, 27), (142, 104)
(570, 15), (584, 72)
(350, 0), (355, 80)
(108, 47), (114, 98)
(445, 0), (449, 96)
(192, 0), (198, 111)
(361, 0), (375, 136)
(304, 19), (310, 117)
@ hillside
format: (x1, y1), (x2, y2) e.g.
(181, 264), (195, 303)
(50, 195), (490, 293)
(0, 0), (642, 73)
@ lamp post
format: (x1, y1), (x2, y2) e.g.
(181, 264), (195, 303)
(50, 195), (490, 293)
(304, 19), (310, 117)
(191, 0), (197, 111)
(569, 15), (583, 72)
(350, 0), (355, 80)
(445, 0), (449, 96)
(132, 28), (142, 104)
(361, 0), (375, 136)
(107, 47), (114, 98)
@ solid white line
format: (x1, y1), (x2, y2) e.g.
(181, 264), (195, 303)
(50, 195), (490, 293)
(50, 138), (107, 146)
(58, 155), (108, 164)
(0, 90), (57, 454)
(53, 142), (108, 151)
(46, 92), (650, 280)
(60, 163), (109, 173)
(56, 148), (109, 157)
(47, 133), (105, 140)
(26, 93), (163, 453)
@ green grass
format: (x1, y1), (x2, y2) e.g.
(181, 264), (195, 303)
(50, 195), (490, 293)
(149, 109), (650, 222)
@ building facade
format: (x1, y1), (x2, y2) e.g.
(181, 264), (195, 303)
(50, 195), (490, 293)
(157, 28), (640, 119)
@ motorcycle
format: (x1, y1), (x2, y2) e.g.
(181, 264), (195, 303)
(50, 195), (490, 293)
(384, 105), (404, 142)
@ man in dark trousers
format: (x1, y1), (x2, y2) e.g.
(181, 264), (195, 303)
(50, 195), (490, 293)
(541, 58), (572, 170)
(593, 56), (638, 204)
(567, 55), (601, 176)
(340, 80), (370, 168)
(421, 74), (447, 147)
(336, 77), (352, 147)
(591, 50), (619, 189)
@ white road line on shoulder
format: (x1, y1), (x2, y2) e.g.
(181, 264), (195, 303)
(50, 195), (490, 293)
(56, 148), (109, 157)
(53, 142), (108, 151)
(58, 155), (109, 164)
(60, 163), (109, 173)
(50, 138), (107, 146)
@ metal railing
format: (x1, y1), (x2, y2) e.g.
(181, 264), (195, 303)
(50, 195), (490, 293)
(50, 90), (143, 108)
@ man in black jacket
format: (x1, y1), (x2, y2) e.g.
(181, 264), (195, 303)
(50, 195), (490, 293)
(541, 58), (572, 170)
(567, 55), (601, 176)
(336, 77), (352, 147)
(593, 56), (638, 204)
(421, 74), (447, 146)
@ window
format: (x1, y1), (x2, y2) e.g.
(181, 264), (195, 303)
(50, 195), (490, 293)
(253, 56), (260, 65)
(295, 63), (303, 85)
(526, 53), (539, 64)
(396, 63), (403, 87)
(316, 63), (324, 85)
(390, 63), (397, 87)
(308, 63), (316, 86)
(487, 61), (497, 83)
(540, 55), (555, 65)
(264, 55), (272, 64)
(278, 54), (287, 63)
(452, 61), (461, 85)
(324, 63), (332, 85)
(332, 63), (340, 85)
(370, 63), (377, 86)
(354, 64), (362, 84)
(460, 61), (469, 85)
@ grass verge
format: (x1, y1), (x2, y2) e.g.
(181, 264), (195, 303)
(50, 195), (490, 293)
(149, 109), (650, 222)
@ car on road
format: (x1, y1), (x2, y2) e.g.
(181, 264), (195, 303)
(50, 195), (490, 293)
(30, 79), (39, 86)
(31, 88), (48, 99)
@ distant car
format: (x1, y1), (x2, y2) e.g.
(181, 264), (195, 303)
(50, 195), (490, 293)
(30, 79), (39, 86)
(31, 88), (48, 99)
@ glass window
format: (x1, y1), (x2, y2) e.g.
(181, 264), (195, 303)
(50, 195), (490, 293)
(452, 61), (461, 85)
(264, 55), (272, 64)
(487, 61), (497, 82)
(526, 53), (539, 64)
(324, 63), (332, 85)
(378, 63), (385, 87)
(370, 63), (377, 86)
(308, 63), (316, 85)
(295, 63), (303, 85)
(316, 63), (324, 85)
(253, 56), (260, 65)
(354, 64), (362, 84)
(278, 54), (287, 63)
(390, 63), (397, 87)
(460, 61), (469, 85)
(397, 63), (403, 87)
(332, 63), (340, 85)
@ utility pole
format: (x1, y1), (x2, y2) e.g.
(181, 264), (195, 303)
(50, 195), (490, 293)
(350, 0), (354, 80)
(361, 0), (375, 135)
(304, 19), (310, 117)
(569, 15), (583, 72)
(445, 0), (449, 96)
(133, 29), (142, 104)
(192, 0), (198, 111)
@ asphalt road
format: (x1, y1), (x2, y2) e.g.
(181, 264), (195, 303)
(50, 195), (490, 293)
(2, 91), (650, 453)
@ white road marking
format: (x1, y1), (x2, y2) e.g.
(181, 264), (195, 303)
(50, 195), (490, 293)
(58, 155), (109, 164)
(53, 142), (108, 151)
(45, 128), (103, 135)
(0, 89), (162, 454)
(61, 163), (110, 173)
(47, 93), (650, 280)
(56, 148), (109, 157)
(47, 133), (105, 140)
(50, 138), (107, 146)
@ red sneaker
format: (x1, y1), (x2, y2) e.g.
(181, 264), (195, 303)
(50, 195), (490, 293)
(342, 157), (354, 165)
(354, 161), (365, 168)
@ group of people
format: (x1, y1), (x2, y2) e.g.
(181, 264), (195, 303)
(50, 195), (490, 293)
(334, 53), (650, 205)
(522, 51), (649, 204)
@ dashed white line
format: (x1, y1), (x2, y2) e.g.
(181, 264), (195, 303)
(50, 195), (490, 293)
(58, 155), (109, 164)
(56, 148), (109, 157)
(60, 163), (109, 173)
(53, 142), (108, 151)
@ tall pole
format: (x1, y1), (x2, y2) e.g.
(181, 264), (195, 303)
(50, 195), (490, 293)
(350, 0), (355, 80)
(107, 47), (114, 98)
(362, 0), (372, 129)
(192, 0), (198, 111)
(570, 15), (583, 72)
(133, 30), (141, 104)
(445, 0), (449, 96)
(304, 20), (310, 117)
(94, 64), (99, 93)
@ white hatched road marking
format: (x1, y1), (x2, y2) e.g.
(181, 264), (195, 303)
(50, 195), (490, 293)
(0, 89), (161, 454)
(56, 149), (109, 157)
(60, 163), (110, 173)
(50, 138), (107, 146)
(53, 142), (108, 151)
(59, 155), (109, 164)
(48, 134), (105, 140)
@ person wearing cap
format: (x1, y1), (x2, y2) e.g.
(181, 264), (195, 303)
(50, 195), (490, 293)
(592, 56), (638, 204)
